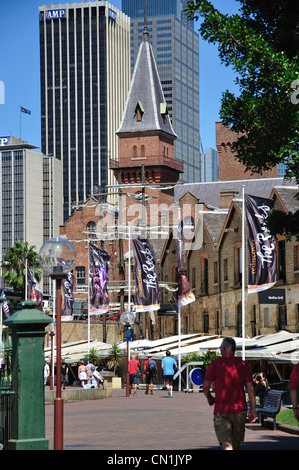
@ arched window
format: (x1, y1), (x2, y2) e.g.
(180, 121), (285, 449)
(87, 221), (96, 239)
(141, 145), (145, 157)
(76, 266), (86, 285)
(133, 145), (137, 157)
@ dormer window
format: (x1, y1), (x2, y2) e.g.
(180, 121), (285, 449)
(134, 101), (144, 122)
(160, 102), (168, 123)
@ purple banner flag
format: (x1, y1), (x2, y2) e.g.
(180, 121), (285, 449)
(27, 267), (43, 309)
(133, 238), (160, 313)
(245, 194), (277, 293)
(177, 221), (195, 307)
(61, 272), (74, 321)
(89, 243), (110, 316)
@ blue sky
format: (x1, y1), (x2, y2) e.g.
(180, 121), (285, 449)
(0, 0), (239, 152)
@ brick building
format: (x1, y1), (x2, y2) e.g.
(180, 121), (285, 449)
(160, 182), (299, 339)
(216, 121), (278, 181)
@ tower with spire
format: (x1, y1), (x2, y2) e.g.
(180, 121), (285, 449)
(111, 17), (183, 188)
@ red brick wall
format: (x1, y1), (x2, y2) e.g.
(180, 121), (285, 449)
(216, 122), (278, 181)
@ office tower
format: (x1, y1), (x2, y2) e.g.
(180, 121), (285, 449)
(0, 136), (61, 257)
(122, 0), (201, 183)
(201, 148), (218, 182)
(39, 2), (130, 221)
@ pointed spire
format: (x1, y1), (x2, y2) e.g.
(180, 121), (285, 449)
(142, 0), (149, 43)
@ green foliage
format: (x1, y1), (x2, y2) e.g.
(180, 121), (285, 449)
(181, 350), (220, 370)
(2, 241), (41, 297)
(86, 347), (102, 366)
(109, 342), (122, 376)
(186, 1), (299, 237)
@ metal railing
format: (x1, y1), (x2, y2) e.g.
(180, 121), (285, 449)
(0, 334), (13, 450)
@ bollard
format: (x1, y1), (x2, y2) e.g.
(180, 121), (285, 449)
(4, 300), (52, 450)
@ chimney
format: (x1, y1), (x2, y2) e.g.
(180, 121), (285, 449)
(220, 189), (239, 209)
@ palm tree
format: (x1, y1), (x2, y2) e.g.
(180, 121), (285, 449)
(2, 241), (42, 298)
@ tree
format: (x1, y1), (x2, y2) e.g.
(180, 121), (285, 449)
(1, 241), (42, 298)
(186, 0), (299, 237)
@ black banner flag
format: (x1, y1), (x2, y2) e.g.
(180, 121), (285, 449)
(61, 272), (74, 321)
(133, 238), (160, 313)
(89, 243), (110, 316)
(245, 194), (277, 293)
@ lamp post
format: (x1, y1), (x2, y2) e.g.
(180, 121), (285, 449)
(39, 238), (76, 450)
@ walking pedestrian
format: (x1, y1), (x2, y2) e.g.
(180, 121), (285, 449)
(161, 350), (177, 397)
(203, 337), (256, 450)
(129, 354), (141, 395)
(61, 358), (69, 389)
(144, 354), (157, 395)
(44, 360), (50, 386)
(288, 362), (299, 422)
(78, 360), (89, 387)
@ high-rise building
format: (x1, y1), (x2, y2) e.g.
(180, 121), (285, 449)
(39, 2), (131, 221)
(0, 136), (62, 259)
(122, 0), (201, 183)
(201, 148), (218, 182)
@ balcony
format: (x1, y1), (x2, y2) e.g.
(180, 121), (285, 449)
(109, 155), (184, 173)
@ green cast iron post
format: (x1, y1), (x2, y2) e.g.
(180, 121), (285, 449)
(4, 300), (52, 450)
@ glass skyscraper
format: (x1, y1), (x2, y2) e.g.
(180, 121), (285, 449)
(39, 2), (130, 221)
(122, 0), (201, 183)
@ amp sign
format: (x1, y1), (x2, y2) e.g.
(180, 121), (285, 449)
(46, 9), (66, 20)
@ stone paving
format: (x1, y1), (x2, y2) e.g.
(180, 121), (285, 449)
(45, 388), (299, 452)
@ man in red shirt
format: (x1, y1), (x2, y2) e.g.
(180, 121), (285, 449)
(128, 354), (141, 395)
(203, 337), (256, 450)
(288, 363), (299, 422)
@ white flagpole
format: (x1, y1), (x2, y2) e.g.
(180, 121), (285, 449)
(128, 224), (131, 365)
(242, 185), (245, 360)
(178, 205), (181, 392)
(25, 258), (28, 300)
(88, 241), (90, 354)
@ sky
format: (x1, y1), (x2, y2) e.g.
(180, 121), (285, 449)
(0, 0), (239, 153)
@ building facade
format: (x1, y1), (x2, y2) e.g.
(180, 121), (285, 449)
(0, 136), (62, 256)
(122, 0), (201, 183)
(160, 182), (299, 340)
(39, 2), (131, 221)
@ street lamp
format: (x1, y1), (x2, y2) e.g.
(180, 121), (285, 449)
(39, 237), (76, 450)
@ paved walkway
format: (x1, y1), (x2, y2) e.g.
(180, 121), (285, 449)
(45, 388), (299, 452)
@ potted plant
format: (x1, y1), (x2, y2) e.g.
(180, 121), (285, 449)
(109, 343), (122, 389)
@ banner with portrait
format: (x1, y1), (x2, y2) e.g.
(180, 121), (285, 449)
(133, 238), (160, 313)
(88, 243), (110, 316)
(245, 194), (277, 293)
(177, 221), (195, 307)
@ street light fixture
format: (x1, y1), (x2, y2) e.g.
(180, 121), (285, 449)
(38, 238), (76, 450)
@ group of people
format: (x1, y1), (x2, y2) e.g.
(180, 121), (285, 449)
(202, 337), (299, 451)
(43, 357), (69, 389)
(44, 358), (105, 389)
(128, 350), (177, 397)
(78, 360), (105, 389)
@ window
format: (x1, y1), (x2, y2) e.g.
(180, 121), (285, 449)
(213, 261), (218, 284)
(234, 243), (242, 285)
(225, 308), (229, 327)
(87, 221), (96, 238)
(264, 308), (269, 328)
(278, 239), (286, 282)
(223, 258), (228, 282)
(294, 245), (299, 271)
(133, 145), (137, 157)
(76, 266), (86, 285)
(201, 255), (208, 294)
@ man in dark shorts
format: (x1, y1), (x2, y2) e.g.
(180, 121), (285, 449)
(203, 337), (256, 450)
(144, 354), (157, 395)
